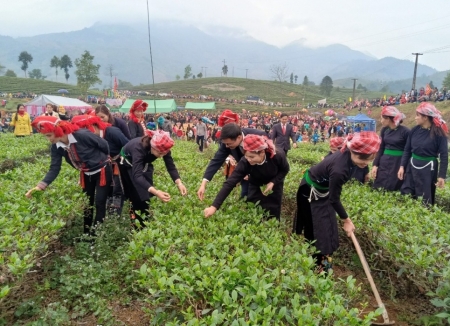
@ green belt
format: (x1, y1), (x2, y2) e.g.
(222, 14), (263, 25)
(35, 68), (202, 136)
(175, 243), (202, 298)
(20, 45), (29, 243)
(412, 153), (436, 162)
(120, 148), (126, 158)
(383, 149), (404, 156)
(303, 170), (329, 191)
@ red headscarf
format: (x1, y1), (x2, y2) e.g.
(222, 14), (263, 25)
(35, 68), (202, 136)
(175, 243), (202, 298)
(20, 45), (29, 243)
(330, 137), (345, 149)
(218, 109), (240, 127)
(341, 132), (381, 155)
(416, 102), (448, 133)
(381, 106), (405, 127)
(243, 134), (276, 158)
(129, 99), (148, 123)
(147, 130), (174, 153)
(31, 116), (79, 137)
(71, 115), (111, 132)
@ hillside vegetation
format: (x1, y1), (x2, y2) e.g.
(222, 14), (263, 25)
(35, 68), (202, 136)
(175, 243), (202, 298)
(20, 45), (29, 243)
(131, 77), (392, 105)
(0, 76), (102, 98)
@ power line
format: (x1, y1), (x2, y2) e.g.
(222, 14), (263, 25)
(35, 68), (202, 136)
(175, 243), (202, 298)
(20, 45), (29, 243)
(146, 0), (156, 113)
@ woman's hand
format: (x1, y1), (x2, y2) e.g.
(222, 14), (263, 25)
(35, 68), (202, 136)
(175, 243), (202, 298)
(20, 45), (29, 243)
(342, 218), (355, 237)
(177, 182), (187, 196)
(263, 182), (274, 196)
(397, 166), (404, 180)
(155, 190), (171, 203)
(25, 186), (42, 198)
(204, 206), (217, 218)
(436, 177), (445, 188)
(370, 166), (378, 179)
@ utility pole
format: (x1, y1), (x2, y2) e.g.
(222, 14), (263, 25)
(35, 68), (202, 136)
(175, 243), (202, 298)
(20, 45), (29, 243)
(245, 69), (248, 79)
(351, 78), (358, 103)
(201, 66), (205, 77)
(222, 59), (226, 77)
(204, 67), (207, 78)
(411, 53), (423, 91)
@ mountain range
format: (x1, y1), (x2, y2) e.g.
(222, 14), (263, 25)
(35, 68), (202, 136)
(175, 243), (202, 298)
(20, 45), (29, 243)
(0, 21), (445, 92)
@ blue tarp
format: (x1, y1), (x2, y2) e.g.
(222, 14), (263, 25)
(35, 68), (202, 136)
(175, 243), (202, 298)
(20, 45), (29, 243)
(347, 114), (376, 131)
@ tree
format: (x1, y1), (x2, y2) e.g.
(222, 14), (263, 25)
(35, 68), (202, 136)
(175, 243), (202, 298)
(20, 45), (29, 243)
(184, 65), (192, 80)
(74, 50), (102, 96)
(380, 85), (390, 92)
(50, 56), (61, 81)
(270, 63), (289, 83)
(0, 63), (5, 75)
(443, 72), (450, 89)
(222, 64), (228, 77)
(5, 69), (17, 77)
(192, 75), (196, 79)
(290, 73), (294, 84)
(429, 80), (435, 89)
(176, 75), (181, 81)
(294, 75), (298, 84)
(320, 76), (333, 97)
(197, 72), (203, 78)
(29, 69), (46, 79)
(118, 79), (133, 88)
(60, 55), (73, 83)
(302, 75), (309, 86)
(18, 51), (33, 77)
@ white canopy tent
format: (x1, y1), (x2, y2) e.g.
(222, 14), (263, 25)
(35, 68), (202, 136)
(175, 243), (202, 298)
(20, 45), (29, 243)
(24, 95), (92, 116)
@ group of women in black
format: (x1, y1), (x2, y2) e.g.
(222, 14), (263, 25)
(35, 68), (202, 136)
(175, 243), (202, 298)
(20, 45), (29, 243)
(26, 103), (448, 274)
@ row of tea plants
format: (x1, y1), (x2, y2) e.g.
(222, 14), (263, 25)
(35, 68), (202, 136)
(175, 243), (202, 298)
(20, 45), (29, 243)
(0, 157), (84, 303)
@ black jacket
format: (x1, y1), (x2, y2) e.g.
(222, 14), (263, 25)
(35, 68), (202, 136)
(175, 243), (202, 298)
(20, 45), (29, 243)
(120, 137), (180, 201)
(128, 120), (145, 139)
(113, 117), (131, 139)
(103, 126), (129, 157)
(202, 128), (266, 181)
(40, 129), (110, 187)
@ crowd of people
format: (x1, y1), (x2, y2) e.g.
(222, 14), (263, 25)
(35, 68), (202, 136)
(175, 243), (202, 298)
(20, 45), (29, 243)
(15, 99), (447, 274)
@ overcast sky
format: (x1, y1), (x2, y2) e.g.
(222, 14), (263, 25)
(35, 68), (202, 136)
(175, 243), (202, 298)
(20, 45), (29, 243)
(2, 0), (450, 71)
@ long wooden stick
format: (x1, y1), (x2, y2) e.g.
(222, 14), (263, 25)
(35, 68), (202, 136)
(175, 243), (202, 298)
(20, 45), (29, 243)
(350, 232), (393, 324)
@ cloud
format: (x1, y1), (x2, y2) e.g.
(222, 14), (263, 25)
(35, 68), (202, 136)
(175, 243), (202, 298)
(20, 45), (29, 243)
(0, 0), (449, 70)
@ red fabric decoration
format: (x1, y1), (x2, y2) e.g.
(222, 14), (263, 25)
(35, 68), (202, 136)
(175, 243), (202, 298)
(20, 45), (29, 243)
(381, 106), (405, 127)
(330, 137), (345, 149)
(341, 132), (381, 154)
(416, 102), (448, 133)
(243, 134), (276, 158)
(129, 99), (148, 123)
(218, 109), (240, 127)
(215, 130), (221, 139)
(71, 115), (111, 132)
(32, 116), (79, 137)
(113, 162), (120, 175)
(80, 171), (85, 189)
(99, 167), (106, 186)
(150, 130), (174, 153)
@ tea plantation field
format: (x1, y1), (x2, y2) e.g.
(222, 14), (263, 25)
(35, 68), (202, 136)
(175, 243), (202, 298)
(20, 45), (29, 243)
(1, 133), (449, 325)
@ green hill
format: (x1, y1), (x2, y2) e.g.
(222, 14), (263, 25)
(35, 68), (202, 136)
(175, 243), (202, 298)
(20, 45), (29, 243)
(0, 76), (102, 97)
(130, 77), (393, 107)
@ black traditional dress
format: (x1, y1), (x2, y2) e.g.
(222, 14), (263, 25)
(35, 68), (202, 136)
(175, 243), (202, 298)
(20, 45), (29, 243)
(119, 137), (180, 225)
(211, 151), (289, 220)
(101, 126), (129, 214)
(373, 125), (410, 191)
(400, 126), (448, 205)
(326, 151), (368, 184)
(294, 150), (356, 255)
